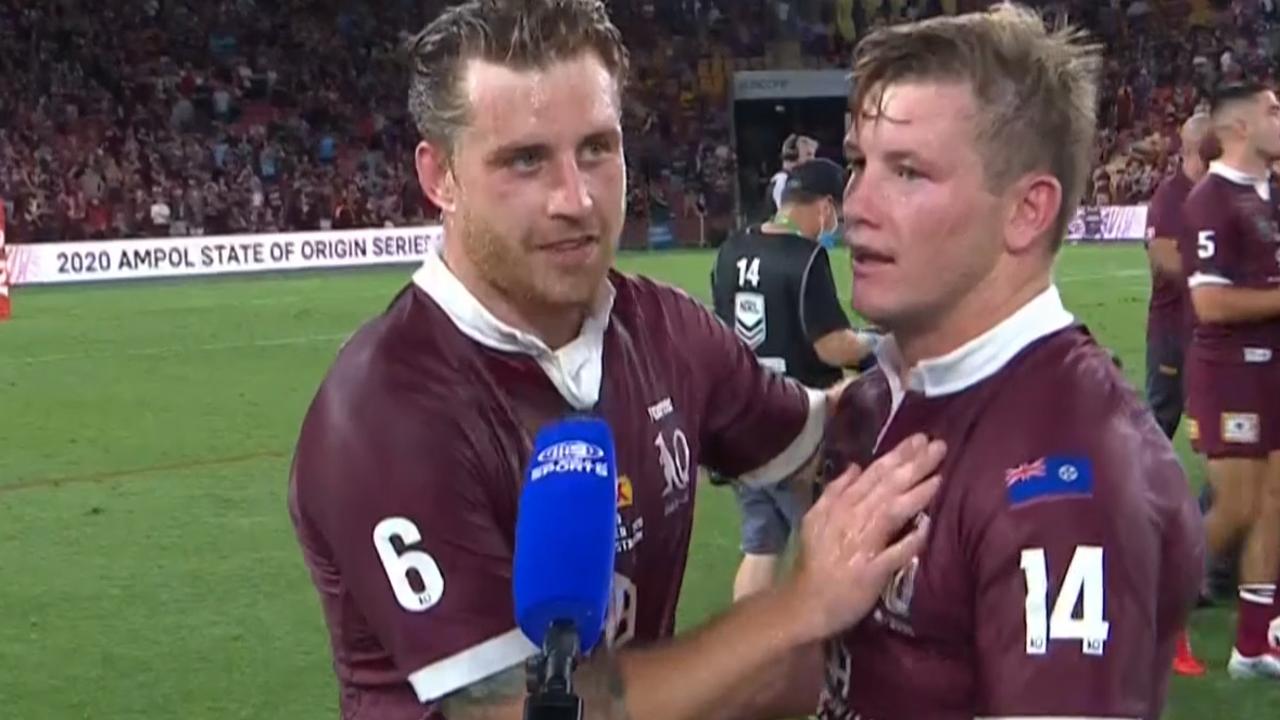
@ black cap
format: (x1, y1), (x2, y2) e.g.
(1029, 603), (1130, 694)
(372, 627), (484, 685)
(781, 159), (845, 205)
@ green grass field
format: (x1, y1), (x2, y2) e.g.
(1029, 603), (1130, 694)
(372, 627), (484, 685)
(2, 244), (1278, 719)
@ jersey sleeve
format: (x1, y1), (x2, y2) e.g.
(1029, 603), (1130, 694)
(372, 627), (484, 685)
(967, 413), (1201, 718)
(799, 246), (853, 344)
(1145, 181), (1180, 243)
(1183, 185), (1237, 287)
(291, 385), (534, 704)
(663, 286), (826, 487)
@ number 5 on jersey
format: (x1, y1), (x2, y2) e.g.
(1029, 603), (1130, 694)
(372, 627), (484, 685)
(374, 517), (446, 612)
(1198, 230), (1215, 259)
(1020, 545), (1110, 656)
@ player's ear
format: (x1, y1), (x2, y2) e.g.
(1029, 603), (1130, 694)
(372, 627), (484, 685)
(1004, 172), (1062, 255)
(415, 140), (458, 215)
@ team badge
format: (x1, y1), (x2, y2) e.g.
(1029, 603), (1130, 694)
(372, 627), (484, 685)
(614, 475), (644, 554)
(617, 474), (634, 509)
(881, 555), (920, 618)
(1221, 413), (1261, 444)
(1254, 215), (1274, 243)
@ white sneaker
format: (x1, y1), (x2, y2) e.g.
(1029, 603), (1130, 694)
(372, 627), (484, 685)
(1227, 647), (1280, 679)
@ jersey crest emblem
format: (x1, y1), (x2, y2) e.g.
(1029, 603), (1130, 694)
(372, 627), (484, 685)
(733, 291), (766, 349)
(1252, 215), (1277, 243)
(881, 555), (919, 618)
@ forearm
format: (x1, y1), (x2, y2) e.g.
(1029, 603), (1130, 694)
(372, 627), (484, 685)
(698, 641), (824, 720)
(1147, 238), (1181, 278)
(442, 586), (813, 720)
(615, 586), (813, 720)
(1191, 285), (1280, 323)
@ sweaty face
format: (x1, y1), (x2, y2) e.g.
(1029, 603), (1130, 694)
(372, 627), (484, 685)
(843, 82), (1005, 334)
(1248, 91), (1280, 162)
(449, 52), (625, 312)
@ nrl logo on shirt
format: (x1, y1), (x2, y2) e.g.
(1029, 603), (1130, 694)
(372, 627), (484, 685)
(733, 291), (766, 349)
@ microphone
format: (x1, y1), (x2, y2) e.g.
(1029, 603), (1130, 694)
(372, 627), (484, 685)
(513, 416), (618, 720)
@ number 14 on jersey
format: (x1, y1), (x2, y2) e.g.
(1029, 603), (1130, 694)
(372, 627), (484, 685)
(1020, 545), (1110, 656)
(736, 256), (761, 288)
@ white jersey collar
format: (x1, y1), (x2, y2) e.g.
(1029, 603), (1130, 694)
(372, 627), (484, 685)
(1210, 160), (1271, 201)
(875, 285), (1076, 400)
(413, 241), (614, 410)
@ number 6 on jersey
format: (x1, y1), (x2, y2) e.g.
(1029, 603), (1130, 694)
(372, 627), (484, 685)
(1020, 545), (1110, 656)
(373, 517), (446, 612)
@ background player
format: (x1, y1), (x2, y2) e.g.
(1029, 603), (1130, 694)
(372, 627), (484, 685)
(768, 134), (819, 212)
(1144, 112), (1212, 677)
(710, 158), (878, 601)
(1145, 113), (1211, 443)
(720, 5), (1204, 718)
(1182, 81), (1280, 680)
(288, 2), (944, 719)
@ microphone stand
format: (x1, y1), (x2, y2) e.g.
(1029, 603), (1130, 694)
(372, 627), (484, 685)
(524, 619), (582, 720)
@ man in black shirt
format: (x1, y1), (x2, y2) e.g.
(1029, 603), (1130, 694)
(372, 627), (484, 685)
(711, 158), (879, 600)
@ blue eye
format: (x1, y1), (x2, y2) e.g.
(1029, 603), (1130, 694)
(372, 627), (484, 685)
(510, 151), (541, 171)
(895, 165), (922, 181)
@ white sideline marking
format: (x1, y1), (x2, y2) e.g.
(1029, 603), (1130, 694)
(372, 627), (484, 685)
(1056, 268), (1149, 282)
(3, 267), (1151, 365)
(3, 333), (351, 364)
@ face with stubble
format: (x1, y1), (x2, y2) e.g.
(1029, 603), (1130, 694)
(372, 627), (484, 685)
(417, 51), (627, 321)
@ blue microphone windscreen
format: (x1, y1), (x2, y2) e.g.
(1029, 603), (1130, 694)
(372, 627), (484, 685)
(513, 416), (618, 655)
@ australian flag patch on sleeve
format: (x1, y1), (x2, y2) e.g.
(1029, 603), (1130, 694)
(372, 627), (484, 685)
(1005, 456), (1094, 506)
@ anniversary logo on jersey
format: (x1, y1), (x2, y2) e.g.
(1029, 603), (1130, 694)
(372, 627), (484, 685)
(733, 291), (766, 349)
(647, 396), (693, 517)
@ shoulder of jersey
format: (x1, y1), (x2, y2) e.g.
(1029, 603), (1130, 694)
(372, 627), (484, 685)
(1186, 172), (1230, 203)
(610, 268), (701, 317)
(831, 367), (891, 427)
(324, 285), (476, 415)
(1153, 171), (1191, 203)
(985, 329), (1141, 445)
(955, 331), (1154, 510)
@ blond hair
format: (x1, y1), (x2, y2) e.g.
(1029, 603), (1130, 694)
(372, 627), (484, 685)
(852, 2), (1101, 248)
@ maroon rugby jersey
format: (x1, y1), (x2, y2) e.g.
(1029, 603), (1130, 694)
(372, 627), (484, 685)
(1145, 170), (1194, 339)
(817, 287), (1203, 720)
(288, 245), (824, 719)
(1182, 162), (1280, 360)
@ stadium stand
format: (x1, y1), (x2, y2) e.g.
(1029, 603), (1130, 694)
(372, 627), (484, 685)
(1, 0), (1276, 248)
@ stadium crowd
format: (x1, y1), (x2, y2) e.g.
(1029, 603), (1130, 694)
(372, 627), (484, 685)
(1, 0), (1278, 245)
